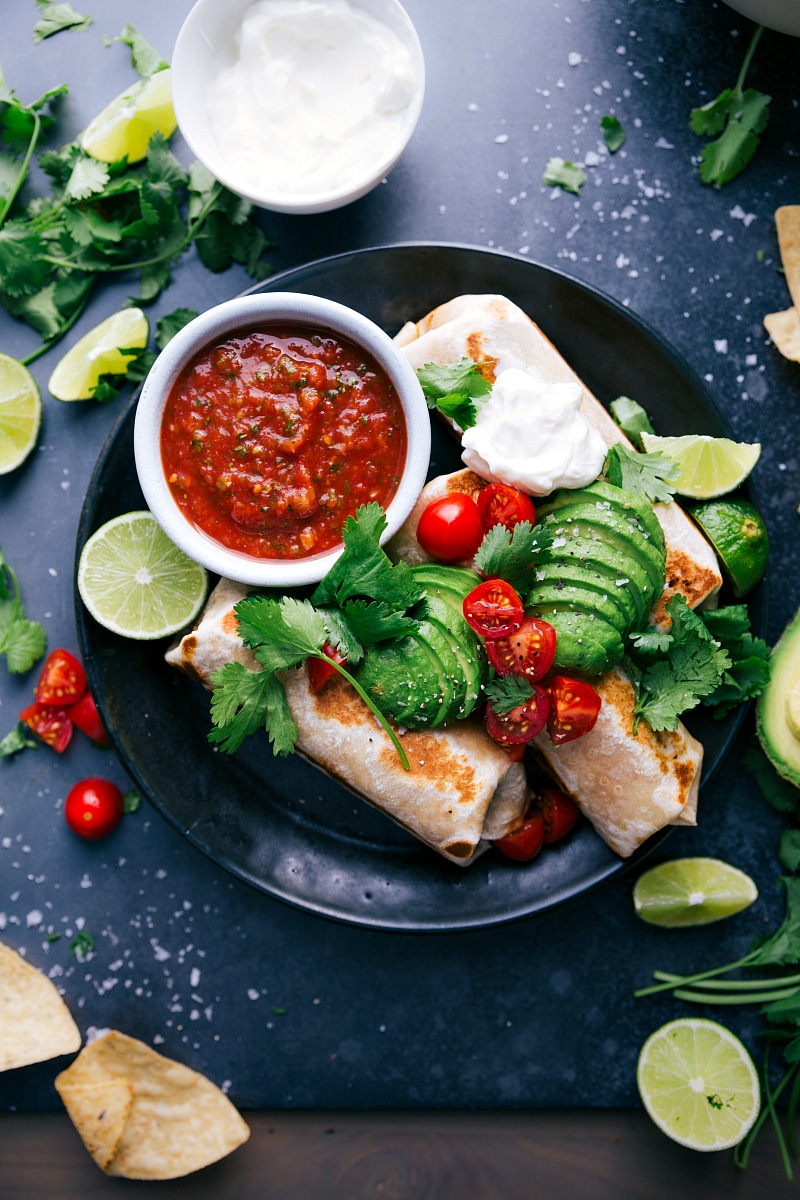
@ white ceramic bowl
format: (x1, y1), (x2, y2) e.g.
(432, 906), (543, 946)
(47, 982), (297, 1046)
(171, 0), (426, 215)
(134, 292), (431, 587)
(721, 0), (800, 36)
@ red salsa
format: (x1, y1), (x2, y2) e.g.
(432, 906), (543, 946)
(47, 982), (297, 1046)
(160, 327), (407, 559)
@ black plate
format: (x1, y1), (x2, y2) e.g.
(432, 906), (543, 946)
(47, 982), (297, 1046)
(75, 244), (767, 932)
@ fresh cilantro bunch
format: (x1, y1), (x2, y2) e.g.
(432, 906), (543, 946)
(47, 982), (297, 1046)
(0, 546), (46, 675)
(690, 24), (770, 187)
(603, 442), (679, 505)
(473, 520), (553, 595)
(416, 358), (492, 431)
(208, 504), (429, 769)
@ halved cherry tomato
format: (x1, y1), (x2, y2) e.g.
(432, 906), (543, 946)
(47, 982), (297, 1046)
(493, 810), (545, 862)
(307, 642), (347, 694)
(35, 649), (86, 707)
(546, 675), (602, 746)
(500, 742), (527, 763)
(463, 579), (524, 638)
(66, 690), (109, 745)
(485, 686), (550, 745)
(65, 777), (123, 840)
(416, 493), (484, 564)
(486, 617), (557, 681)
(477, 483), (536, 533)
(538, 787), (580, 843)
(19, 702), (73, 753)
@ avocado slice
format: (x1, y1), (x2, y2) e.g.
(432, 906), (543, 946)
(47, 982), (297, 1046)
(543, 609), (624, 674)
(529, 560), (640, 629)
(539, 533), (650, 626)
(543, 510), (665, 597)
(527, 578), (630, 635)
(757, 608), (800, 787)
(537, 479), (665, 554)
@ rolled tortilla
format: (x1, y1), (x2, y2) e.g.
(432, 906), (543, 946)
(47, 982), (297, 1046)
(166, 579), (529, 865)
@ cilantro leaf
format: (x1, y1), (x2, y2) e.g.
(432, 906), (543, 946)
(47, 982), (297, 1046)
(33, 2), (92, 42)
(70, 931), (94, 959)
(115, 23), (169, 77)
(235, 596), (327, 667)
(542, 156), (585, 194)
(628, 627), (673, 654)
(609, 396), (654, 450)
(744, 743), (800, 815)
(341, 598), (419, 646)
(701, 605), (751, 644)
(415, 359), (491, 431)
(122, 789), (141, 814)
(317, 605), (364, 666)
(600, 115), (626, 153)
(0, 549), (46, 675)
(603, 442), (679, 504)
(312, 503), (425, 613)
(750, 878), (800, 967)
(484, 673), (536, 715)
(476, 521), (553, 596)
(689, 25), (770, 187)
(208, 661), (276, 754)
(699, 608), (770, 717)
(155, 307), (198, 350)
(0, 721), (38, 758)
(780, 830), (800, 875)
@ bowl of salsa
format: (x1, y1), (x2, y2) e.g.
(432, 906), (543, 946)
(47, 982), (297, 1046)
(133, 293), (431, 586)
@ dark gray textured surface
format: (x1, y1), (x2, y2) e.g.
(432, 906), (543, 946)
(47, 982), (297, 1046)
(0, 0), (798, 1112)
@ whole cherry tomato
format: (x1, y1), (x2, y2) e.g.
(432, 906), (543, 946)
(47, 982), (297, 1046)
(416, 493), (484, 564)
(66, 690), (109, 745)
(463, 579), (524, 639)
(486, 617), (557, 681)
(477, 483), (536, 532)
(485, 686), (550, 745)
(35, 649), (86, 707)
(64, 777), (124, 840)
(546, 675), (602, 746)
(538, 787), (580, 843)
(493, 810), (546, 862)
(19, 702), (73, 753)
(307, 642), (347, 694)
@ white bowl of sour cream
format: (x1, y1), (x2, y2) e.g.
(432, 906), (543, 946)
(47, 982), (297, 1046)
(171, 0), (426, 214)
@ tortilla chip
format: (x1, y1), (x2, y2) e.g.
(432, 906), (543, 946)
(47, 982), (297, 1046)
(764, 307), (800, 363)
(776, 206), (800, 311)
(55, 1031), (250, 1180)
(0, 940), (81, 1071)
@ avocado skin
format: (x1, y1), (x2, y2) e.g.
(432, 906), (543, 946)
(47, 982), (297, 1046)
(757, 607), (800, 787)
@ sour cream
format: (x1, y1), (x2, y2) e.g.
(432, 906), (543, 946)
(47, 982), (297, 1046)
(208, 0), (419, 199)
(460, 368), (608, 496)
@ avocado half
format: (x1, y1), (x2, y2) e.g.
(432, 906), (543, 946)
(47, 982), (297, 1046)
(757, 607), (800, 787)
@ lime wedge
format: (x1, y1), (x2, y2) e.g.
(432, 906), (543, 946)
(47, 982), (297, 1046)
(633, 858), (758, 927)
(48, 309), (149, 402)
(78, 511), (208, 639)
(80, 68), (176, 164)
(0, 354), (41, 474)
(637, 1018), (760, 1151)
(689, 499), (769, 598)
(640, 433), (761, 500)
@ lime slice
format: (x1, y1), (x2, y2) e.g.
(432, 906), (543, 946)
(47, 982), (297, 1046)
(48, 309), (149, 402)
(0, 354), (41, 474)
(80, 68), (176, 164)
(689, 499), (769, 597)
(78, 511), (208, 640)
(640, 432), (761, 500)
(633, 858), (758, 927)
(637, 1018), (760, 1151)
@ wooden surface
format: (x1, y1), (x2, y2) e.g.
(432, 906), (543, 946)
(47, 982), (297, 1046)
(1, 1110), (796, 1199)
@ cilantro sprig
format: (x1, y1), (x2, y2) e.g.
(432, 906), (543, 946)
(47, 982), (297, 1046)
(690, 24), (770, 187)
(0, 546), (46, 675)
(603, 442), (679, 505)
(484, 673), (537, 716)
(474, 520), (553, 596)
(415, 359), (492, 431)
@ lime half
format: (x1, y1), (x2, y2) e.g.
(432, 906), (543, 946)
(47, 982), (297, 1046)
(633, 858), (758, 928)
(80, 68), (176, 164)
(48, 309), (149, 401)
(0, 354), (41, 474)
(640, 432), (761, 500)
(78, 511), (208, 639)
(637, 1018), (760, 1151)
(689, 500), (769, 597)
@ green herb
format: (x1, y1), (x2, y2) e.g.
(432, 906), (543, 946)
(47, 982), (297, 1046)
(0, 721), (39, 757)
(270, 1005), (287, 1016)
(780, 830), (800, 874)
(475, 521), (553, 596)
(609, 396), (655, 450)
(689, 24), (770, 186)
(415, 358), (491, 431)
(70, 930), (94, 958)
(122, 789), (141, 814)
(744, 743), (800, 815)
(311, 502), (424, 614)
(484, 673), (536, 715)
(542, 156), (585, 195)
(600, 115), (626, 153)
(115, 23), (169, 77)
(603, 442), (679, 504)
(33, 2), (92, 43)
(700, 606), (771, 718)
(0, 546), (46, 674)
(45, 931), (61, 942)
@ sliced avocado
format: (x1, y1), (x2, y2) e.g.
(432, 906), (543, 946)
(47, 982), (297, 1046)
(526, 578), (630, 635)
(411, 562), (482, 596)
(543, 609), (624, 674)
(529, 560), (640, 628)
(423, 592), (486, 719)
(539, 533), (650, 626)
(537, 479), (665, 554)
(757, 608), (800, 787)
(357, 634), (449, 730)
(543, 511), (665, 597)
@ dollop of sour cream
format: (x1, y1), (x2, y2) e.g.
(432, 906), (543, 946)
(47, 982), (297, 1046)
(460, 368), (608, 496)
(209, 0), (417, 198)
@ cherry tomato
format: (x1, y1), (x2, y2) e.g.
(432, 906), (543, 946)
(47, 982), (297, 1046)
(500, 742), (527, 763)
(494, 810), (545, 862)
(538, 787), (580, 843)
(546, 675), (602, 746)
(416, 493), (484, 564)
(477, 483), (536, 533)
(19, 702), (73, 753)
(66, 690), (109, 745)
(35, 649), (86, 707)
(486, 617), (557, 681)
(463, 579), (524, 639)
(64, 777), (124, 840)
(307, 642), (347, 694)
(485, 686), (550, 745)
